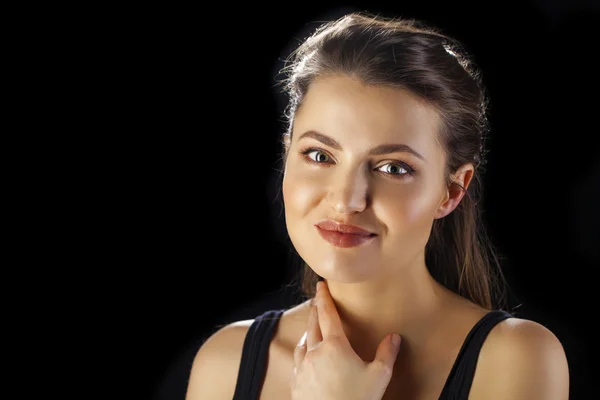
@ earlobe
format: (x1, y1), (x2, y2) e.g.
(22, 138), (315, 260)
(435, 184), (464, 219)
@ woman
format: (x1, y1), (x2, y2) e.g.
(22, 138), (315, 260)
(186, 12), (569, 400)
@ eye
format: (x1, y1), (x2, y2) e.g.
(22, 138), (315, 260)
(304, 149), (331, 163)
(376, 162), (414, 177)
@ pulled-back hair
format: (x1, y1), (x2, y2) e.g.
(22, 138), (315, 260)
(278, 12), (509, 310)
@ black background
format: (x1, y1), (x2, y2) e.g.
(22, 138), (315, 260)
(101, 1), (599, 398)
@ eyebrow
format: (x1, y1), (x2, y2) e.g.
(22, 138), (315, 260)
(297, 130), (426, 161)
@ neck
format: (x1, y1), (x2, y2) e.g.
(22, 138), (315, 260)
(324, 252), (454, 361)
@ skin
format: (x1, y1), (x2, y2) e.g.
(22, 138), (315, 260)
(291, 280), (404, 399)
(282, 75), (476, 364)
(186, 75), (570, 400)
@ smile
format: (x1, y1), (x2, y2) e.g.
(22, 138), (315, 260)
(315, 226), (377, 248)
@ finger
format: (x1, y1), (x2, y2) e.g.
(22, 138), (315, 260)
(306, 303), (322, 350)
(293, 331), (307, 372)
(315, 280), (347, 340)
(371, 333), (401, 378)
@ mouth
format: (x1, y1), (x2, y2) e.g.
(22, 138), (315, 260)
(315, 220), (376, 236)
(314, 221), (377, 248)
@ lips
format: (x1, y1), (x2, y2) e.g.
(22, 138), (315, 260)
(315, 220), (376, 236)
(315, 220), (377, 248)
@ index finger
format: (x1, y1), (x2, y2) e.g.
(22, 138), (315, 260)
(315, 280), (347, 340)
(306, 302), (322, 350)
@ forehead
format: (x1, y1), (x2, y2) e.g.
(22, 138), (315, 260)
(293, 75), (443, 156)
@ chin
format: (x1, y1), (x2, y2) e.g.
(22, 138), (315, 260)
(302, 249), (383, 283)
(288, 224), (386, 283)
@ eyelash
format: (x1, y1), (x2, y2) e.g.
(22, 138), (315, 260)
(299, 147), (417, 178)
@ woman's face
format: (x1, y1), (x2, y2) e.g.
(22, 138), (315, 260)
(282, 75), (452, 283)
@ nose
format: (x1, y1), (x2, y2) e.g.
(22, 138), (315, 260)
(326, 165), (369, 214)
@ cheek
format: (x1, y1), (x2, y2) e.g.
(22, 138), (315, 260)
(376, 180), (439, 242)
(282, 166), (323, 219)
(399, 191), (435, 223)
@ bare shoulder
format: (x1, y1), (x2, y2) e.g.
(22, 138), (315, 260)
(469, 315), (570, 400)
(185, 318), (254, 400)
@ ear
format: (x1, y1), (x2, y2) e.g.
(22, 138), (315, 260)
(435, 163), (475, 219)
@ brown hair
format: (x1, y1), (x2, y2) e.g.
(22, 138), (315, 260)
(277, 12), (510, 310)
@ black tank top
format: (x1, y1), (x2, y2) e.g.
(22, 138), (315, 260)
(232, 309), (512, 400)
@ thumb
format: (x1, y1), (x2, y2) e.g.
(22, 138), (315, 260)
(372, 333), (401, 374)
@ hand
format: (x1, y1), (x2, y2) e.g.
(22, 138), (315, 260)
(291, 281), (401, 400)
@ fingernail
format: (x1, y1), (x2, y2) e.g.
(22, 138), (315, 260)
(316, 281), (322, 292)
(391, 334), (401, 347)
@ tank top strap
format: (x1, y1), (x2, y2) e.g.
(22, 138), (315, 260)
(232, 309), (285, 400)
(438, 310), (513, 399)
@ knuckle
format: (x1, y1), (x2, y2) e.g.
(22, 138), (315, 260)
(303, 349), (318, 364)
(372, 360), (393, 377)
(317, 338), (345, 359)
(323, 335), (345, 350)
